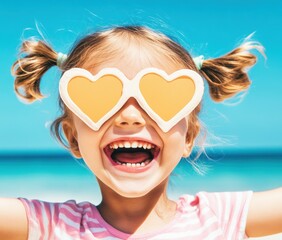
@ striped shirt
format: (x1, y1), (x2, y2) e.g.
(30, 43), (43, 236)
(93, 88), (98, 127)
(19, 191), (252, 240)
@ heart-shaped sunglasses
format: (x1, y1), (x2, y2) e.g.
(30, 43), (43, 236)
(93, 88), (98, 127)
(59, 68), (204, 132)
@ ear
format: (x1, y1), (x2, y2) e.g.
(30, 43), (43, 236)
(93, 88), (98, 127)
(183, 113), (199, 158)
(182, 142), (193, 158)
(62, 120), (82, 158)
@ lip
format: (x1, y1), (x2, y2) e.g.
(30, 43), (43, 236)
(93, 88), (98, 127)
(103, 137), (161, 173)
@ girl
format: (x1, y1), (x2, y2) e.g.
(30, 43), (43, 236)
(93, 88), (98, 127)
(1, 25), (281, 240)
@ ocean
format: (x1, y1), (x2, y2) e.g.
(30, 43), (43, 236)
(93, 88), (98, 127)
(0, 150), (281, 239)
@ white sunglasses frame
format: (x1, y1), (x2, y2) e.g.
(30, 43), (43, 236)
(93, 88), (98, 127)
(59, 67), (204, 132)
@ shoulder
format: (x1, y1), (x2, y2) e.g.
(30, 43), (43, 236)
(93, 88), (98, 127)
(19, 198), (96, 217)
(178, 191), (253, 210)
(176, 191), (253, 239)
(19, 198), (99, 239)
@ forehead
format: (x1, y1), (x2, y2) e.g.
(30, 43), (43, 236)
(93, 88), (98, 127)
(94, 60), (183, 80)
(82, 38), (187, 79)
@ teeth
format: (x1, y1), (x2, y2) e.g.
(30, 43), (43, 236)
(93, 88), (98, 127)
(124, 141), (131, 148)
(131, 141), (138, 148)
(109, 141), (155, 150)
(114, 159), (152, 167)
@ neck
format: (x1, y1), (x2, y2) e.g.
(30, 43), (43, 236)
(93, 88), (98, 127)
(96, 179), (177, 234)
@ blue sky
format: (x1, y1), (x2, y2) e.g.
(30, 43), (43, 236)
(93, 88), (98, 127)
(0, 0), (281, 152)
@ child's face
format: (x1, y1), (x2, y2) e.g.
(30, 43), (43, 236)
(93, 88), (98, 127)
(71, 60), (191, 198)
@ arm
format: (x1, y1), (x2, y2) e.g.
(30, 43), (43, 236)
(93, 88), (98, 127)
(0, 198), (28, 240)
(246, 188), (282, 237)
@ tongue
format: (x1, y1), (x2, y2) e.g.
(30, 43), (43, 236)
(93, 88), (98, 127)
(113, 152), (151, 163)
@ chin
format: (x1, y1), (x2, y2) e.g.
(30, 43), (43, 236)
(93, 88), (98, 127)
(115, 189), (150, 198)
(111, 182), (157, 199)
(118, 190), (150, 198)
(110, 176), (170, 199)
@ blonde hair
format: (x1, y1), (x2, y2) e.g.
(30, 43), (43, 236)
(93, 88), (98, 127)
(11, 26), (262, 156)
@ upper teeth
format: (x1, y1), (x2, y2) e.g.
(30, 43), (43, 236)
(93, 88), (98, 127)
(109, 141), (154, 149)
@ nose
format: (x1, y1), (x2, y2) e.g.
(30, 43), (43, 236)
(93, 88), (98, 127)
(114, 98), (146, 129)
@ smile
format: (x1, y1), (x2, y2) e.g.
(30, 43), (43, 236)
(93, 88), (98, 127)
(104, 140), (160, 170)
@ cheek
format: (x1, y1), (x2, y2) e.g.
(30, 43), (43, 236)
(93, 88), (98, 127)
(77, 133), (98, 161)
(74, 122), (103, 169)
(162, 118), (188, 163)
(170, 117), (188, 140)
(77, 134), (106, 178)
(167, 134), (186, 157)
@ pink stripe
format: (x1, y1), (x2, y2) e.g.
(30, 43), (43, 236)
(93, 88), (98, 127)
(53, 203), (60, 224)
(43, 202), (52, 237)
(60, 207), (81, 222)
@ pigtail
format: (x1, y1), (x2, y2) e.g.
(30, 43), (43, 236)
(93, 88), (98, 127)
(11, 40), (59, 102)
(199, 40), (264, 102)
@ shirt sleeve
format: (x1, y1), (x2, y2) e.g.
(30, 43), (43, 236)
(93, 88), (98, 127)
(196, 191), (253, 240)
(18, 198), (84, 240)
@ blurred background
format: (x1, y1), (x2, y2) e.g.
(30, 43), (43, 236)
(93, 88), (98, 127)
(0, 1), (282, 238)
(1, 0), (282, 152)
(0, 0), (282, 238)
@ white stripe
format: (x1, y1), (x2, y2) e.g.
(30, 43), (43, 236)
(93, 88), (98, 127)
(54, 226), (77, 240)
(81, 205), (92, 213)
(78, 201), (92, 211)
(199, 192), (209, 205)
(28, 201), (42, 239)
(238, 192), (253, 240)
(40, 202), (50, 240)
(204, 228), (223, 240)
(85, 217), (99, 224)
(168, 207), (213, 230)
(169, 195), (222, 231)
(28, 201), (37, 223)
(61, 204), (82, 217)
(49, 203), (55, 238)
(98, 237), (122, 240)
(171, 217), (200, 227)
(89, 227), (107, 233)
(176, 205), (210, 220)
(59, 213), (80, 229)
(214, 193), (223, 222)
(81, 212), (100, 226)
(223, 192), (231, 233)
(200, 206), (210, 215)
(65, 200), (85, 212)
(227, 192), (243, 239)
(199, 193), (218, 217)
(150, 215), (218, 239)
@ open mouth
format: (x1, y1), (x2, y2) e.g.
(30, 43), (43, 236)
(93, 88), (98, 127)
(104, 140), (160, 168)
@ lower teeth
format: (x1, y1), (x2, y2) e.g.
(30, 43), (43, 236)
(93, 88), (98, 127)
(115, 159), (151, 167)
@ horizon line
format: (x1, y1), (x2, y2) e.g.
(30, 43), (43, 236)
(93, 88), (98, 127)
(0, 147), (281, 159)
